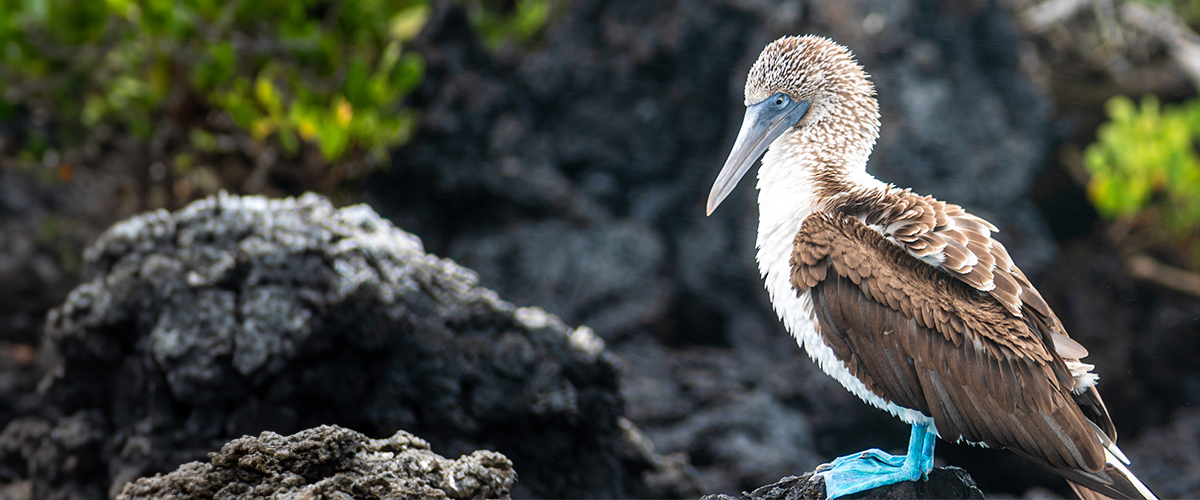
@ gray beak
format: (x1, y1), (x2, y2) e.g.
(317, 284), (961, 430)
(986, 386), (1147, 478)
(706, 97), (809, 215)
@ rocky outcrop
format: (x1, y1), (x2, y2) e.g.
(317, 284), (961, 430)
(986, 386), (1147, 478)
(0, 192), (690, 499)
(116, 425), (516, 500)
(700, 467), (985, 500)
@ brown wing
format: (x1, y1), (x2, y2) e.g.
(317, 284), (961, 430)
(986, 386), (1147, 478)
(829, 186), (1040, 318)
(789, 212), (1142, 495)
(828, 188), (1119, 436)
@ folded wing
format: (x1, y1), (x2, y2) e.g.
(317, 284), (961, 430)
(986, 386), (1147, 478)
(790, 211), (1149, 498)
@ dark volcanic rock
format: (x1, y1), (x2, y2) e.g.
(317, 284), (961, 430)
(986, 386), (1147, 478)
(0, 410), (108, 499)
(1037, 240), (1200, 433)
(1123, 408), (1200, 498)
(699, 467), (985, 500)
(0, 171), (99, 346)
(381, 0), (1056, 342)
(0, 192), (682, 499)
(374, 0), (1060, 495)
(116, 425), (516, 500)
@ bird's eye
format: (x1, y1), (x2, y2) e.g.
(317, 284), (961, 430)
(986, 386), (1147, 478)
(774, 95), (787, 107)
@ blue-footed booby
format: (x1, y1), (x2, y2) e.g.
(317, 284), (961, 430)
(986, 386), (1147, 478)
(706, 35), (1157, 500)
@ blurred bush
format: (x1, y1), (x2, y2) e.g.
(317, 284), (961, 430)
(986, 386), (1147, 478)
(1084, 94), (1200, 268)
(0, 0), (428, 176)
(1137, 0), (1200, 27)
(466, 0), (554, 51)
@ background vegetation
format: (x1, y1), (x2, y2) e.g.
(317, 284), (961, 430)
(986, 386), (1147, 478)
(1085, 95), (1200, 269)
(0, 0), (556, 205)
(0, 0), (428, 186)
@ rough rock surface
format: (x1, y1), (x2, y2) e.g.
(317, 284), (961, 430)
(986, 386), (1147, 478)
(116, 425), (516, 500)
(374, 0), (1060, 495)
(1124, 409), (1200, 498)
(0, 192), (681, 499)
(699, 467), (984, 500)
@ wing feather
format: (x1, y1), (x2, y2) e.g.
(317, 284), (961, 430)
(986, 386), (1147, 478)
(788, 212), (1153, 496)
(834, 188), (1033, 315)
(830, 187), (1097, 383)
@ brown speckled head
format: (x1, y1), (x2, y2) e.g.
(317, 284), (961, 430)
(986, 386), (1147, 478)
(744, 35), (874, 107)
(708, 35), (882, 215)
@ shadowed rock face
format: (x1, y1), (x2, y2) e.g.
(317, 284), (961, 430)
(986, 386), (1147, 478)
(0, 193), (675, 499)
(116, 425), (516, 500)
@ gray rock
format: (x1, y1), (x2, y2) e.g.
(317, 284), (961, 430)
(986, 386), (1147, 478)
(115, 425), (516, 500)
(0, 410), (108, 500)
(1124, 409), (1200, 498)
(1, 192), (690, 499)
(616, 336), (829, 493)
(449, 221), (667, 341)
(0, 171), (98, 346)
(700, 467), (985, 500)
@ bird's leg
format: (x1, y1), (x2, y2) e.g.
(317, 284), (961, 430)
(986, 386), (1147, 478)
(817, 421), (936, 499)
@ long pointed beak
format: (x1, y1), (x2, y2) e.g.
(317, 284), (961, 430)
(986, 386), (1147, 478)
(706, 98), (809, 215)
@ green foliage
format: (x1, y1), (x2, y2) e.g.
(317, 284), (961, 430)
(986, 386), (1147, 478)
(0, 0), (428, 164)
(466, 0), (556, 51)
(1084, 95), (1200, 265)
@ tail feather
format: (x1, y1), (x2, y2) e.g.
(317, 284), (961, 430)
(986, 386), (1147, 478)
(1087, 419), (1130, 465)
(1070, 481), (1117, 500)
(1100, 448), (1156, 500)
(1069, 482), (1115, 500)
(1061, 448), (1157, 500)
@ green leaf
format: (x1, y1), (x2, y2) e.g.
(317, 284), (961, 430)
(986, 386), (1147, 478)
(389, 4), (429, 41)
(1084, 92), (1200, 267)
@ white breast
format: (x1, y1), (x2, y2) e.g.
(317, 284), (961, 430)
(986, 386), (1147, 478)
(754, 135), (935, 430)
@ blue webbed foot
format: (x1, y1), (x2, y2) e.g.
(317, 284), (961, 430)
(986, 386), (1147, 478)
(818, 422), (937, 500)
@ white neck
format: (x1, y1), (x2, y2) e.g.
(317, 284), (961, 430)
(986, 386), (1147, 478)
(751, 127), (930, 428)
(754, 126), (883, 283)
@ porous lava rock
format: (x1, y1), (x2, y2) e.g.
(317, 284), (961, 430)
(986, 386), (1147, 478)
(116, 425), (516, 500)
(0, 192), (683, 499)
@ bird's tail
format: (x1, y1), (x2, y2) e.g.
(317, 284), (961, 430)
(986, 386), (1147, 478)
(1066, 448), (1157, 500)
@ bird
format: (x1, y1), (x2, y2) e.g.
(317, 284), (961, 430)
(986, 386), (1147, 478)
(705, 35), (1157, 500)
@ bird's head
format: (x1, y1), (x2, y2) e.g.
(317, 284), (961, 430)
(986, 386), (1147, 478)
(706, 35), (877, 215)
